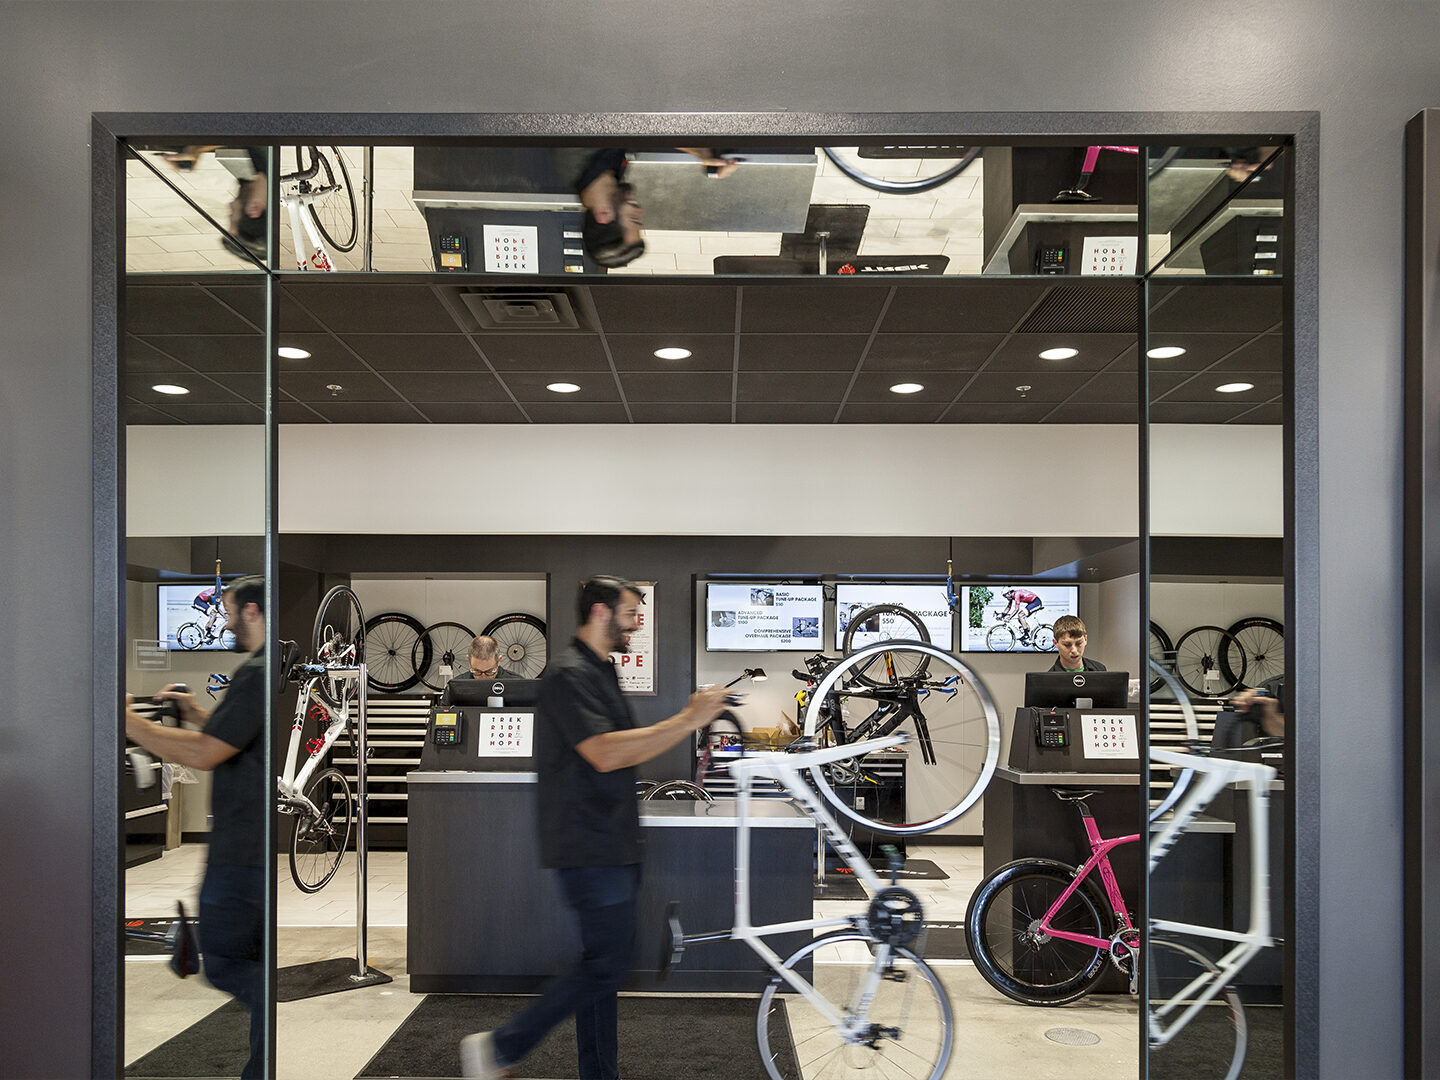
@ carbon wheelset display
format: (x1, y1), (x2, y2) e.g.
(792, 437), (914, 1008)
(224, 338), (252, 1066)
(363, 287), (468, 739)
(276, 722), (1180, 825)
(1172, 625), (1246, 699)
(288, 766), (352, 893)
(363, 612), (430, 694)
(1150, 622), (1174, 693)
(412, 620), (475, 691)
(481, 612), (548, 678)
(1221, 616), (1284, 688)
(840, 603), (931, 688)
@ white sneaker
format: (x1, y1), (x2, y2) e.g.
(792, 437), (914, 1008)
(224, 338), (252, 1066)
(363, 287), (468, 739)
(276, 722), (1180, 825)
(459, 1031), (506, 1079)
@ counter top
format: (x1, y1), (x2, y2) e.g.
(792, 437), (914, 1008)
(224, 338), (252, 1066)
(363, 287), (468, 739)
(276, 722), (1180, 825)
(638, 798), (811, 828)
(995, 764), (1141, 786)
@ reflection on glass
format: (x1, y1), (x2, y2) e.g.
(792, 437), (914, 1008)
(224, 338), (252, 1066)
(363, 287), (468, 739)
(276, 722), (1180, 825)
(122, 270), (268, 1077)
(1147, 146), (1286, 275)
(1147, 277), (1286, 1078)
(276, 145), (364, 271)
(125, 145), (271, 274)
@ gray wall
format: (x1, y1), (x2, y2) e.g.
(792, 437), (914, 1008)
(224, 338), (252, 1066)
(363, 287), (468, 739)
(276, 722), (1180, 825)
(2, 2), (1436, 1076)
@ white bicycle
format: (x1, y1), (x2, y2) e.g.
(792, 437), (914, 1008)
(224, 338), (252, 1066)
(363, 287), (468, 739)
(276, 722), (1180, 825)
(664, 640), (1001, 1080)
(276, 585), (366, 893)
(279, 146), (358, 271)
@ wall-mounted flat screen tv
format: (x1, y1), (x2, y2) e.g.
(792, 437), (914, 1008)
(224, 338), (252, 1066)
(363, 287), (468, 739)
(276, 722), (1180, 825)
(959, 584), (1080, 653)
(833, 583), (954, 651)
(158, 581), (238, 651)
(705, 583), (825, 652)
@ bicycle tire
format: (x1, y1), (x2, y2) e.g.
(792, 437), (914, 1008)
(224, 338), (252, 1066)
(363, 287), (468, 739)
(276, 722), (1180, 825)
(288, 766), (352, 894)
(985, 623), (1017, 651)
(218, 627), (237, 650)
(362, 612), (430, 694)
(801, 640), (1000, 835)
(1149, 622), (1174, 693)
(1221, 616), (1284, 688)
(756, 930), (953, 1080)
(312, 585), (366, 708)
(1148, 937), (1248, 1080)
(411, 620), (475, 691)
(841, 603), (931, 688)
(305, 147), (357, 252)
(1173, 624), (1246, 698)
(176, 623), (203, 650)
(642, 779), (714, 801)
(481, 611), (548, 678)
(822, 145), (980, 194)
(965, 858), (1112, 1005)
(1033, 623), (1056, 651)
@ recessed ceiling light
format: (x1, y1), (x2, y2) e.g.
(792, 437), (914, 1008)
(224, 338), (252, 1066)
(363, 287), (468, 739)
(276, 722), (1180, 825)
(547, 382), (582, 394)
(1147, 346), (1187, 359)
(654, 347), (692, 361)
(890, 382), (925, 394)
(151, 384), (189, 395)
(1039, 347), (1078, 361)
(277, 346), (311, 360)
(1216, 382), (1255, 394)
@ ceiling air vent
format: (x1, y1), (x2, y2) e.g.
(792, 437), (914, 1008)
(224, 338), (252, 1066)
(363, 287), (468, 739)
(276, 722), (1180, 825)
(459, 289), (581, 330)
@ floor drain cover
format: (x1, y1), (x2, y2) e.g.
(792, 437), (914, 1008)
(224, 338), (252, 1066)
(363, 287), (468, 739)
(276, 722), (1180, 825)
(1044, 1027), (1102, 1046)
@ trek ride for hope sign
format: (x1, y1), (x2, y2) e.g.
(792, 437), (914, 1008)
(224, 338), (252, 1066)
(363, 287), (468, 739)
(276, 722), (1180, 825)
(611, 581), (655, 694)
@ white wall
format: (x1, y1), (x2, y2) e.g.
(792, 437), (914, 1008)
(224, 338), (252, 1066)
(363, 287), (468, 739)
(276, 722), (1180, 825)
(1149, 581), (1284, 640)
(125, 426), (265, 537)
(1150, 425), (1283, 537)
(348, 576), (546, 632)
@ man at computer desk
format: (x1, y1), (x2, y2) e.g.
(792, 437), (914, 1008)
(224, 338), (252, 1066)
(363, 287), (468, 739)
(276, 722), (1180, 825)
(450, 635), (521, 682)
(1048, 615), (1107, 673)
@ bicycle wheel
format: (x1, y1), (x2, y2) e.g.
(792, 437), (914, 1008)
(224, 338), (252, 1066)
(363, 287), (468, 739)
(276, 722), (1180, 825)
(305, 147), (357, 252)
(757, 930), (952, 1080)
(218, 627), (237, 650)
(802, 640), (1000, 835)
(481, 612), (548, 678)
(841, 604), (931, 688)
(1149, 622), (1174, 693)
(1148, 937), (1248, 1080)
(965, 859), (1111, 1005)
(312, 585), (366, 708)
(1033, 623), (1056, 651)
(643, 780), (714, 801)
(362, 612), (430, 694)
(985, 623), (1017, 651)
(1222, 616), (1284, 687)
(288, 767), (352, 894)
(411, 620), (475, 691)
(1173, 625), (1245, 698)
(176, 623), (203, 650)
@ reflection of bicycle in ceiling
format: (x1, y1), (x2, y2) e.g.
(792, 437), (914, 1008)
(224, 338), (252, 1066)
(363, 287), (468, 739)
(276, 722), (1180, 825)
(279, 146), (357, 270)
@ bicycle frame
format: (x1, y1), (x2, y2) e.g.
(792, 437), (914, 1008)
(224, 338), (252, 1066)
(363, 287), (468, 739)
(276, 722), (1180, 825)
(281, 190), (335, 271)
(1034, 811), (1141, 952)
(276, 674), (352, 816)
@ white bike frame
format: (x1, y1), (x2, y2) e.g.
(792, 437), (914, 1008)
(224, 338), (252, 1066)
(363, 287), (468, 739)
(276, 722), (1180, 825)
(277, 671), (358, 817)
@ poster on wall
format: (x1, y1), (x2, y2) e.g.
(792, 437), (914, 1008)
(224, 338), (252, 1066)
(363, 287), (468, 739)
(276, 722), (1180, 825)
(705, 583), (825, 651)
(958, 583), (1079, 652)
(833, 583), (954, 650)
(611, 581), (655, 694)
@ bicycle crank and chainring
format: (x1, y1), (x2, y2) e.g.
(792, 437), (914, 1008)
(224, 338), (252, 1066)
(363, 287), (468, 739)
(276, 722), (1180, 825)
(867, 886), (925, 947)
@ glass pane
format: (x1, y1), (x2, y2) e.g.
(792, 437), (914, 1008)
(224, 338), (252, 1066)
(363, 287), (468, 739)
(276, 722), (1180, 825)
(276, 145), (367, 271)
(1147, 277), (1286, 1079)
(126, 145), (271, 274)
(1147, 145), (1286, 275)
(122, 267), (269, 1075)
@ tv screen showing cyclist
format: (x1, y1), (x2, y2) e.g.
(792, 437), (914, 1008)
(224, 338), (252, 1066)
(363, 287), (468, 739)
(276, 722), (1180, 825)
(957, 583), (1079, 653)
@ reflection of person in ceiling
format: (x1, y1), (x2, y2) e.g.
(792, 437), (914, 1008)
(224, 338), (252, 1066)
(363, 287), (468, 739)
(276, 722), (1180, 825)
(552, 148), (740, 268)
(163, 146), (268, 258)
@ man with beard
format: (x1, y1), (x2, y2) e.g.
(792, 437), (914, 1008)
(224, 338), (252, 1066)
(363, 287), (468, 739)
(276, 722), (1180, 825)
(126, 575), (267, 1079)
(462, 575), (729, 1080)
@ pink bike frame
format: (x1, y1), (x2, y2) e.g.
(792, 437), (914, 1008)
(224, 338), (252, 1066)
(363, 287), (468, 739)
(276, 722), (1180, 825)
(1037, 811), (1140, 949)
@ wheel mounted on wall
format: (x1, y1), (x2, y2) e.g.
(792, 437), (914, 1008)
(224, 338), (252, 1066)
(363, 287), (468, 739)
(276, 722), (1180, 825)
(412, 620), (475, 691)
(1221, 616), (1284, 689)
(362, 611), (430, 694)
(1172, 624), (1246, 699)
(1149, 621), (1174, 693)
(481, 612), (548, 678)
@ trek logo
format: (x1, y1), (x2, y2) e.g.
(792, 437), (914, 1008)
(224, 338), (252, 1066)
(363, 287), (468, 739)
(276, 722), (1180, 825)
(834, 262), (933, 274)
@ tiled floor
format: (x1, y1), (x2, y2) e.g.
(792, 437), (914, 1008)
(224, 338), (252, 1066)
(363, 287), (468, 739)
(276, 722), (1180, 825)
(124, 841), (1139, 1078)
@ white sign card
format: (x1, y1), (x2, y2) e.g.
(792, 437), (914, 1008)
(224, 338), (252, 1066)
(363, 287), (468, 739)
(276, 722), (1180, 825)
(479, 712), (533, 756)
(483, 224), (539, 274)
(1079, 713), (1138, 759)
(1080, 236), (1137, 275)
(612, 581), (655, 694)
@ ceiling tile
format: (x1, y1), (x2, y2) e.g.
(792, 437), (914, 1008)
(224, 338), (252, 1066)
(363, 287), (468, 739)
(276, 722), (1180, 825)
(1065, 371), (1143, 404)
(414, 402), (528, 424)
(735, 402), (838, 423)
(270, 332), (369, 370)
(1042, 402), (1140, 424)
(521, 401), (631, 423)
(630, 403), (734, 424)
(473, 334), (611, 371)
(619, 372), (733, 403)
(740, 284), (889, 333)
(206, 284), (268, 329)
(1149, 282), (1282, 334)
(499, 370), (619, 402)
(838, 401), (948, 423)
(126, 374), (241, 405)
(739, 334), (867, 371)
(276, 289), (326, 333)
(846, 372), (971, 402)
(1141, 332), (1258, 371)
(383, 370), (509, 402)
(986, 333), (1132, 372)
(1230, 402), (1283, 424)
(303, 401), (426, 423)
(738, 371), (852, 402)
(1161, 371), (1281, 403)
(278, 400), (326, 423)
(343, 334), (482, 371)
(1209, 334), (1282, 372)
(1148, 401), (1255, 423)
(879, 283), (1047, 333)
(152, 402), (265, 424)
(589, 283), (737, 333)
(958, 370), (1094, 403)
(137, 334), (266, 372)
(125, 282), (258, 335)
(865, 333), (1000, 372)
(608, 334), (735, 371)
(124, 337), (191, 374)
(280, 282), (459, 334)
(939, 401), (1055, 423)
(125, 402), (179, 424)
(282, 370), (405, 402)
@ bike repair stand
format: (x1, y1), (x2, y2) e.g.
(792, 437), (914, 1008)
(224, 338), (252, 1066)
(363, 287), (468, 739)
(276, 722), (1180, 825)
(276, 663), (393, 1000)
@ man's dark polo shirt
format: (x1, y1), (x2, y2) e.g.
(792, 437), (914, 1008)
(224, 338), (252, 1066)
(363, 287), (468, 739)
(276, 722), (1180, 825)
(536, 638), (639, 869)
(1049, 656), (1108, 672)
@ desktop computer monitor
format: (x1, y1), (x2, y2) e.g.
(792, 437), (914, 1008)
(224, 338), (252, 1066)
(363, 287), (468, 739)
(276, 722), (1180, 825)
(1024, 670), (1130, 710)
(442, 676), (543, 708)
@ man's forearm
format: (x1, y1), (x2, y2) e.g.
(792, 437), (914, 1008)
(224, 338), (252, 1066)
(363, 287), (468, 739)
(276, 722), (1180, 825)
(582, 711), (702, 773)
(126, 716), (218, 769)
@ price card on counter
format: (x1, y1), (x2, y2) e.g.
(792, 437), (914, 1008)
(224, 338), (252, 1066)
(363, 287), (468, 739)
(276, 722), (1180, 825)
(480, 712), (533, 757)
(1079, 713), (1138, 759)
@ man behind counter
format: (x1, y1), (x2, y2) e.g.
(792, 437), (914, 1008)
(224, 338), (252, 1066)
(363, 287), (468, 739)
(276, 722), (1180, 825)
(1048, 614), (1108, 672)
(449, 635), (521, 682)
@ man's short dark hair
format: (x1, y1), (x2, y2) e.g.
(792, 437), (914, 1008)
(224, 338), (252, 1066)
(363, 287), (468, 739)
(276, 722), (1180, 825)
(581, 209), (645, 268)
(224, 575), (265, 615)
(577, 575), (642, 624)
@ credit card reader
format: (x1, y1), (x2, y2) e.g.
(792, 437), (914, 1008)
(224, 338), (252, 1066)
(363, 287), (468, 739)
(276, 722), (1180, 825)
(431, 709), (464, 746)
(1035, 708), (1070, 748)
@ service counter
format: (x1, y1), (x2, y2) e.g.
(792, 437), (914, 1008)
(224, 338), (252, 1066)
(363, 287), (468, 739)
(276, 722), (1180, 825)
(407, 771), (813, 994)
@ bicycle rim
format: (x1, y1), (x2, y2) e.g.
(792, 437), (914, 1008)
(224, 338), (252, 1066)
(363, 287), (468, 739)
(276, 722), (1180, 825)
(841, 603), (931, 688)
(802, 640), (999, 834)
(1149, 622), (1174, 693)
(757, 931), (952, 1080)
(362, 612), (429, 693)
(985, 624), (1016, 651)
(307, 147), (358, 252)
(1148, 937), (1248, 1080)
(1174, 625), (1244, 698)
(289, 767), (352, 893)
(176, 623), (202, 650)
(412, 620), (475, 691)
(1222, 616), (1284, 687)
(312, 585), (366, 707)
(481, 612), (548, 678)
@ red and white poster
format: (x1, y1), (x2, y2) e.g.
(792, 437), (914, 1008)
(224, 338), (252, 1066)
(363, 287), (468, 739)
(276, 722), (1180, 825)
(611, 581), (655, 695)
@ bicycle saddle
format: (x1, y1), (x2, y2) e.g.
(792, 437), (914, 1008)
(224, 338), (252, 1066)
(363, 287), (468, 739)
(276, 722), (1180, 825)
(1051, 788), (1102, 802)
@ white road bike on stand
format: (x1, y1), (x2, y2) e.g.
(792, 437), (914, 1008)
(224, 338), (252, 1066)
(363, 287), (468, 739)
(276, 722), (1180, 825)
(663, 640), (1001, 1080)
(276, 585), (367, 893)
(279, 146), (358, 271)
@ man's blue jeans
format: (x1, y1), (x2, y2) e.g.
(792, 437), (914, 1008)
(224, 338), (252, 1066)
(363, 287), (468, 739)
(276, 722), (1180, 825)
(198, 864), (264, 1080)
(493, 863), (641, 1080)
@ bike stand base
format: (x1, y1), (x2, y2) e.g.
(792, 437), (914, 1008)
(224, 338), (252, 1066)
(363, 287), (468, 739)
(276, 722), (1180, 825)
(276, 957), (392, 1001)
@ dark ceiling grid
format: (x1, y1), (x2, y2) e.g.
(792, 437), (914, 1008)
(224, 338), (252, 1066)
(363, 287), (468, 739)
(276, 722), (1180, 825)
(730, 289), (743, 424)
(590, 302), (635, 424)
(933, 284), (1059, 423)
(431, 284), (535, 423)
(830, 286), (899, 423)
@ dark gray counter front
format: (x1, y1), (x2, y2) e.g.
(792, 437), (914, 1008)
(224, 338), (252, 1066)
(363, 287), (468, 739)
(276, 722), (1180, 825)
(407, 771), (813, 993)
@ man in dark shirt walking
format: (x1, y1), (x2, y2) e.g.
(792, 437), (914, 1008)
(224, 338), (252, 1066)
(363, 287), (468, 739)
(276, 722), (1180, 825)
(126, 575), (268, 1079)
(462, 575), (729, 1080)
